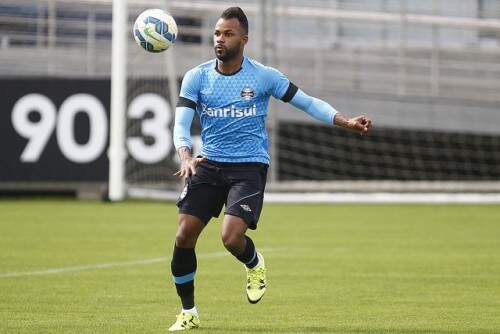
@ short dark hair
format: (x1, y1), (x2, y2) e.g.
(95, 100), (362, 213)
(220, 7), (248, 35)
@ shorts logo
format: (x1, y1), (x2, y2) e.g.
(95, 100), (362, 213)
(240, 86), (255, 101)
(179, 185), (188, 200)
(240, 204), (252, 212)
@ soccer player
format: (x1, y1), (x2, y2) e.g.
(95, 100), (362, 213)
(168, 6), (372, 331)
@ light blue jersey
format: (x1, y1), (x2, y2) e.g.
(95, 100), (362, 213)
(177, 57), (291, 164)
(174, 56), (338, 164)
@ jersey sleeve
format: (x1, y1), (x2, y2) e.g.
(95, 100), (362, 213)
(263, 66), (298, 102)
(289, 89), (337, 125)
(178, 67), (201, 108)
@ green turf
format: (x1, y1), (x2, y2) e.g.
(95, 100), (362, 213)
(0, 199), (499, 334)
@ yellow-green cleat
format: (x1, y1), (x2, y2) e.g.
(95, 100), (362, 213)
(168, 312), (200, 332)
(246, 252), (266, 304)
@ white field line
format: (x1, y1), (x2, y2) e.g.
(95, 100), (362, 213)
(128, 188), (500, 204)
(0, 248), (278, 279)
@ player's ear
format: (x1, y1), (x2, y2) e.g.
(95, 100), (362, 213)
(241, 34), (248, 45)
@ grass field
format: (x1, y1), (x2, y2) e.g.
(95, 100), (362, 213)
(0, 199), (499, 334)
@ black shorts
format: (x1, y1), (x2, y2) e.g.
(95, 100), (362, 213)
(176, 159), (268, 230)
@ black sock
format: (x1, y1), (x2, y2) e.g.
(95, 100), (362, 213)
(171, 245), (197, 309)
(236, 235), (259, 268)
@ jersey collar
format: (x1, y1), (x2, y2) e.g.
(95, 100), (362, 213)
(215, 57), (245, 76)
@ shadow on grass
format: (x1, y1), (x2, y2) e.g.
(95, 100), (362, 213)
(198, 326), (498, 334)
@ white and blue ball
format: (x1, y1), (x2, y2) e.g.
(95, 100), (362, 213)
(133, 9), (177, 53)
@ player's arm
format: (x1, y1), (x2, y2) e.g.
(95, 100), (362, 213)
(173, 102), (205, 178)
(288, 88), (372, 135)
(173, 69), (206, 178)
(265, 67), (372, 134)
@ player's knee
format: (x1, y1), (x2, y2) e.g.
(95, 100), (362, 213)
(175, 222), (199, 248)
(221, 231), (244, 254)
(175, 231), (195, 248)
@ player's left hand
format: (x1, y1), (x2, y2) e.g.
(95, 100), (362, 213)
(174, 156), (207, 178)
(347, 115), (373, 135)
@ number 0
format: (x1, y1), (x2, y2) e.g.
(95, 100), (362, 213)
(56, 94), (108, 163)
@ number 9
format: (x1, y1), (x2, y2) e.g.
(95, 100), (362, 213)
(11, 94), (57, 162)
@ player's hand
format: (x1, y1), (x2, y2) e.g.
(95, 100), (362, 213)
(347, 115), (373, 135)
(174, 156), (207, 178)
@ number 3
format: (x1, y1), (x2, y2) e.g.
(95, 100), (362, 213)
(127, 93), (172, 164)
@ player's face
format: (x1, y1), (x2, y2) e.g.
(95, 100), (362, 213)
(213, 18), (248, 62)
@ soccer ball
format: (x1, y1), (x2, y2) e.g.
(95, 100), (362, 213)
(133, 9), (177, 53)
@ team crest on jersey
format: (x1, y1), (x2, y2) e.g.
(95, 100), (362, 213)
(240, 86), (255, 101)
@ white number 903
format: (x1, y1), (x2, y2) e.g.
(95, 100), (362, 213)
(11, 93), (172, 164)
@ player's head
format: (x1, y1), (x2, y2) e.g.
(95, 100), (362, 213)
(214, 7), (248, 62)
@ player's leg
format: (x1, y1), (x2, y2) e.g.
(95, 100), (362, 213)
(221, 214), (251, 261)
(168, 214), (204, 332)
(221, 214), (266, 304)
(222, 164), (268, 303)
(169, 162), (227, 331)
(171, 214), (204, 312)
